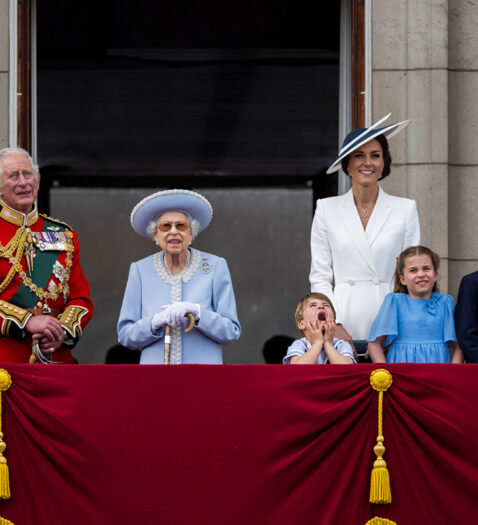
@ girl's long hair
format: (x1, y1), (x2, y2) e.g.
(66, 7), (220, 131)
(393, 245), (440, 294)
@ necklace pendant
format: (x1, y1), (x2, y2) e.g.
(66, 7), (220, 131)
(362, 210), (368, 218)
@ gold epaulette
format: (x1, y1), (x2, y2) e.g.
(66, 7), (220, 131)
(39, 213), (73, 231)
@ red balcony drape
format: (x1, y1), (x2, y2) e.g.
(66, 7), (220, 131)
(0, 364), (476, 524)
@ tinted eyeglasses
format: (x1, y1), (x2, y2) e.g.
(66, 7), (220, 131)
(157, 221), (189, 232)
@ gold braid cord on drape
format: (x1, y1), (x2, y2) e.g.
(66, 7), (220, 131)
(0, 369), (13, 525)
(365, 369), (395, 525)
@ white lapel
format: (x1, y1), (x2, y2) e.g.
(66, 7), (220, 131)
(339, 189), (379, 275)
(365, 188), (393, 247)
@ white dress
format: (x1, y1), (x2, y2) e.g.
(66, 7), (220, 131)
(309, 187), (420, 340)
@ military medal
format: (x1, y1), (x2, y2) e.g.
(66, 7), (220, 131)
(33, 231), (68, 251)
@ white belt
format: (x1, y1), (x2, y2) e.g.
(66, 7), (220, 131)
(337, 278), (386, 286)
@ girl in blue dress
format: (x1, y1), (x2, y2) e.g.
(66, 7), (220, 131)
(367, 246), (464, 363)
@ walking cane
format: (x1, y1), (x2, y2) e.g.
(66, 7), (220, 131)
(164, 312), (195, 364)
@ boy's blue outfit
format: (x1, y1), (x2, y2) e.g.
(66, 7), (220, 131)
(283, 337), (355, 364)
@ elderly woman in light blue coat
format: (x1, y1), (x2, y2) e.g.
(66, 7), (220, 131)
(118, 189), (241, 364)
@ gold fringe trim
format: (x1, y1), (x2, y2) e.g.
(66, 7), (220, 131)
(0, 370), (12, 500)
(369, 369), (393, 504)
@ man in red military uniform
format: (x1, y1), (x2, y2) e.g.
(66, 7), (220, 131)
(0, 147), (93, 362)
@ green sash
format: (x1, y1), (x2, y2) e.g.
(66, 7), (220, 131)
(10, 219), (66, 310)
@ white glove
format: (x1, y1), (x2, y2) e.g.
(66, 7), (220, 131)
(169, 302), (200, 326)
(151, 306), (172, 331)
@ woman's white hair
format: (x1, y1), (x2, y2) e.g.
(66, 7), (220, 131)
(147, 213), (200, 241)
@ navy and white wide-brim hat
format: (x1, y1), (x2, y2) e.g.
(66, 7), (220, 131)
(326, 113), (411, 174)
(131, 189), (213, 239)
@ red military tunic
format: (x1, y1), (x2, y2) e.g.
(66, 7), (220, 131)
(0, 201), (93, 362)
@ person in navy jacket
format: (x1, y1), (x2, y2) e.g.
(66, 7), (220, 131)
(455, 271), (478, 362)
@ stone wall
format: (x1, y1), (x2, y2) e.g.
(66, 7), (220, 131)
(448, 0), (478, 295)
(371, 0), (450, 290)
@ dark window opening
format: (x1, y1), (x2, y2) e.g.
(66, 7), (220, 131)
(37, 0), (340, 194)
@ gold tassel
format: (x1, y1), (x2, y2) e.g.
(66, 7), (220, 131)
(0, 370), (12, 500)
(369, 369), (393, 504)
(0, 516), (13, 524)
(366, 518), (397, 525)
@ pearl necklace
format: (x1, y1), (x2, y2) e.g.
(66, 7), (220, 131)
(163, 249), (191, 276)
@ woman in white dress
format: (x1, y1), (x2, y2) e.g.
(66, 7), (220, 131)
(309, 114), (420, 347)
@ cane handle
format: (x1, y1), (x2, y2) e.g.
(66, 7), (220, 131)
(185, 312), (195, 332)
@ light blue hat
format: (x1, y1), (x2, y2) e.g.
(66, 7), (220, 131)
(326, 113), (411, 174)
(131, 189), (213, 239)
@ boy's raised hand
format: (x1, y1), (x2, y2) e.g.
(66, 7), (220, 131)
(306, 319), (325, 346)
(323, 319), (336, 344)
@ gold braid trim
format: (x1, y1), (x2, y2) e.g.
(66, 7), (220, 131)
(38, 213), (72, 231)
(0, 228), (27, 259)
(60, 305), (88, 338)
(20, 229), (74, 303)
(0, 229), (28, 294)
(0, 369), (12, 500)
(0, 300), (31, 330)
(0, 225), (74, 308)
(369, 369), (393, 505)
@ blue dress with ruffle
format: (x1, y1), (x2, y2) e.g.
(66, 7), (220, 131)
(368, 292), (457, 363)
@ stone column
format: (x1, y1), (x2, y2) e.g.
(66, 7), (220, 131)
(371, 0), (449, 289)
(0, 0), (10, 147)
(448, 1), (478, 295)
